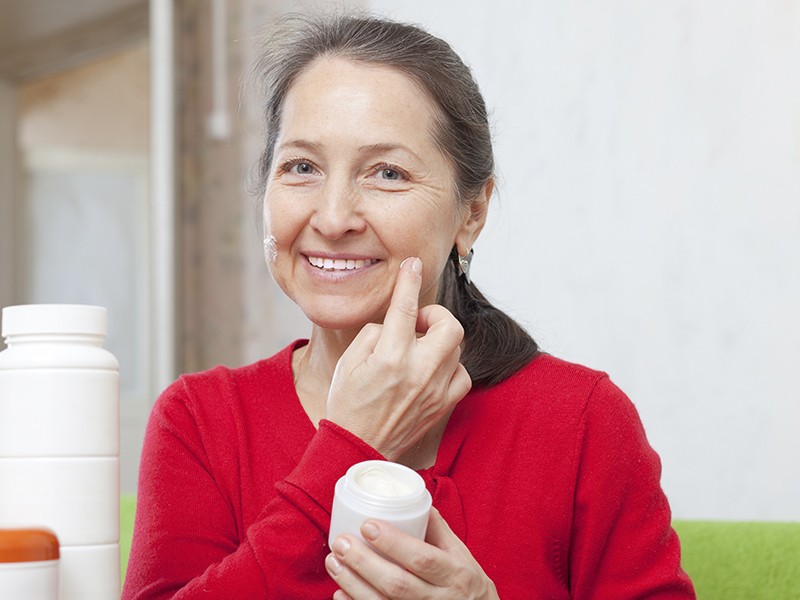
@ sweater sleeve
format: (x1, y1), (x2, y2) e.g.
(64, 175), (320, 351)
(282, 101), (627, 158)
(122, 381), (383, 600)
(569, 376), (695, 599)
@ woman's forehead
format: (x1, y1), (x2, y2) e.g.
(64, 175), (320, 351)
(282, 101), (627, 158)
(277, 56), (442, 153)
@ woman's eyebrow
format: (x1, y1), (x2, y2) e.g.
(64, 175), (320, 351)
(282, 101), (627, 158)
(276, 139), (323, 153)
(357, 143), (424, 164)
(276, 140), (425, 165)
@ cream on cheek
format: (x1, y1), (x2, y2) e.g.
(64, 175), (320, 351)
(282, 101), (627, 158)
(262, 234), (278, 264)
(261, 192), (281, 266)
(261, 194), (304, 301)
(261, 231), (284, 291)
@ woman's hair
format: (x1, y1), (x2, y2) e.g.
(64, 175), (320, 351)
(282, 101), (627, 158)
(251, 13), (539, 386)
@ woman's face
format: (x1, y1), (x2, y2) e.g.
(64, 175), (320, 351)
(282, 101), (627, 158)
(263, 57), (485, 331)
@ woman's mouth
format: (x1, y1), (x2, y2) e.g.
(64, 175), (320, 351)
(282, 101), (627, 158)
(306, 256), (379, 271)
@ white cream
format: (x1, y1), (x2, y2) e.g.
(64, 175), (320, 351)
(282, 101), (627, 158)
(354, 465), (415, 497)
(262, 235), (278, 263)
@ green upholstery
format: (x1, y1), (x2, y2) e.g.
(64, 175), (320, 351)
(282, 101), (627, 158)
(121, 495), (137, 583)
(119, 496), (800, 597)
(672, 520), (800, 599)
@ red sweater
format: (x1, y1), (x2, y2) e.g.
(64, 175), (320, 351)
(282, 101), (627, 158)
(123, 341), (694, 599)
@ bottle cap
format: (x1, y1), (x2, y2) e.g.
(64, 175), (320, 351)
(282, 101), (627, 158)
(0, 528), (60, 563)
(1, 304), (107, 337)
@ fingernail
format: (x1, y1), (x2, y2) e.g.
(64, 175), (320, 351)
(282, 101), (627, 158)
(361, 521), (380, 541)
(332, 537), (350, 557)
(326, 553), (343, 575)
(401, 257), (422, 274)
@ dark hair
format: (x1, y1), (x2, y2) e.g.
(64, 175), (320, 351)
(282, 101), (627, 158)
(251, 13), (539, 386)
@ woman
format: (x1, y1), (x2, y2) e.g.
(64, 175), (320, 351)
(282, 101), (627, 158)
(123, 13), (695, 600)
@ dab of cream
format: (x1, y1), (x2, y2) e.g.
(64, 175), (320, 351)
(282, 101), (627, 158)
(262, 235), (278, 263)
(355, 465), (415, 497)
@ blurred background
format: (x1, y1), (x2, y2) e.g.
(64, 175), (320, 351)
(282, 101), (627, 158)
(0, 0), (797, 522)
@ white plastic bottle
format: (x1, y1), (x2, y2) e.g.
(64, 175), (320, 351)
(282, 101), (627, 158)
(0, 304), (120, 600)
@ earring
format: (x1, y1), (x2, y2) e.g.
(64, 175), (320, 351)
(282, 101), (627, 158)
(458, 249), (474, 284)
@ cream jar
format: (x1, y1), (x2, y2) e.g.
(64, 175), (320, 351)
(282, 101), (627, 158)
(0, 528), (59, 600)
(329, 460), (432, 549)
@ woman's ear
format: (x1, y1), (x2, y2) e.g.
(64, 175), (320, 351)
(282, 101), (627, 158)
(455, 178), (493, 255)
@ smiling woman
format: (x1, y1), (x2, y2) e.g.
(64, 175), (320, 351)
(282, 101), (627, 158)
(263, 57), (469, 331)
(122, 12), (695, 600)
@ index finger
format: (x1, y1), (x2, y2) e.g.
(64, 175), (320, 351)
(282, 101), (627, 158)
(359, 519), (452, 586)
(375, 257), (423, 352)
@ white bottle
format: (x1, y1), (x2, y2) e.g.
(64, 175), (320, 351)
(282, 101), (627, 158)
(329, 460), (432, 551)
(0, 305), (120, 600)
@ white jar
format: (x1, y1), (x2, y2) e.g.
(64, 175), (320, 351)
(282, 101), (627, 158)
(329, 460), (432, 550)
(0, 527), (59, 600)
(0, 305), (120, 600)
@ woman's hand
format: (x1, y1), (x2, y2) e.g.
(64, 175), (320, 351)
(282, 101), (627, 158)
(326, 507), (499, 600)
(325, 257), (472, 460)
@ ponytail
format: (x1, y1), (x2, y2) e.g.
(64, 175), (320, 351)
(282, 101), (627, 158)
(437, 248), (539, 387)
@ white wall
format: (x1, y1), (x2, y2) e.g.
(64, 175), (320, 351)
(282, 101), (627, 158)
(369, 0), (800, 521)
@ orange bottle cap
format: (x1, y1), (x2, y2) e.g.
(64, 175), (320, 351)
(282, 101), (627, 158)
(0, 528), (59, 563)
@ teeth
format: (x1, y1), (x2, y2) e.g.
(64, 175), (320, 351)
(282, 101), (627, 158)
(307, 256), (377, 271)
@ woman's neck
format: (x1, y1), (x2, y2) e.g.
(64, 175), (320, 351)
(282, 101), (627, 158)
(291, 325), (359, 425)
(293, 324), (450, 470)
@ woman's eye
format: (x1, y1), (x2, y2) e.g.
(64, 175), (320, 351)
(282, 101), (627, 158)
(372, 164), (408, 183)
(292, 162), (314, 175)
(380, 168), (401, 181)
(277, 159), (317, 177)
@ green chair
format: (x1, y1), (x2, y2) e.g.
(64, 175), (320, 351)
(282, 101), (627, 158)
(120, 497), (800, 598)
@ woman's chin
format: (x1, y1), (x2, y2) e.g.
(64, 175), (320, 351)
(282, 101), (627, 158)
(309, 316), (376, 332)
(303, 306), (386, 333)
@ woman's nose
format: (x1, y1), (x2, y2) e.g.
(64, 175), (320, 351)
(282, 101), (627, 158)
(309, 178), (367, 239)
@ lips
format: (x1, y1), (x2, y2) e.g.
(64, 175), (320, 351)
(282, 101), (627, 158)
(306, 256), (379, 271)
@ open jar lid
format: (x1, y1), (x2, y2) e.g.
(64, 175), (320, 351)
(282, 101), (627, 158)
(0, 528), (59, 563)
